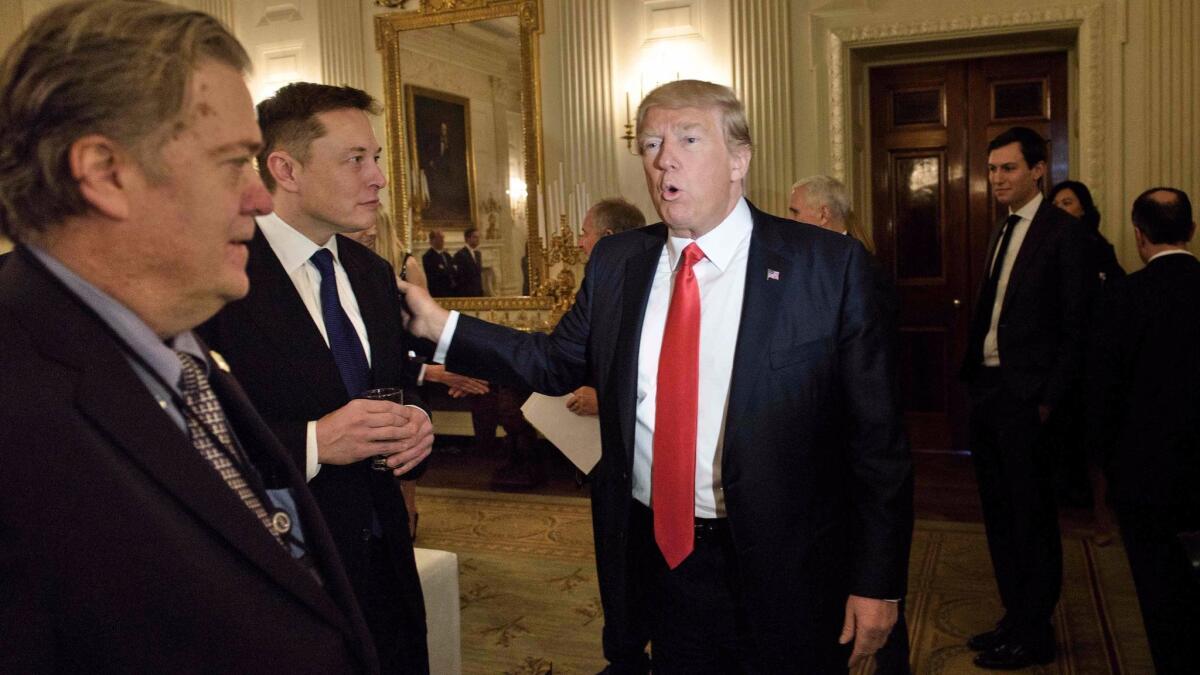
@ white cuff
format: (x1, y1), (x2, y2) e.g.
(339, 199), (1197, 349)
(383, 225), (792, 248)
(416, 363), (427, 386)
(305, 420), (321, 481)
(432, 310), (460, 364)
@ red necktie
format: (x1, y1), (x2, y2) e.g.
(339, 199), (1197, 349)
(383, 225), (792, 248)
(653, 242), (705, 569)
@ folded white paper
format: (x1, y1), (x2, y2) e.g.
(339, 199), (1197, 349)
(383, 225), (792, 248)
(520, 393), (602, 474)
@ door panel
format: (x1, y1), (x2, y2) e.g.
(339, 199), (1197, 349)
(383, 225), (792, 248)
(870, 52), (1068, 451)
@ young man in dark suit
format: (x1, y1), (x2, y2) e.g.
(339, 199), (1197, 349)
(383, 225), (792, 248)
(197, 83), (433, 673)
(400, 79), (913, 674)
(961, 126), (1088, 669)
(421, 228), (456, 297)
(0, 2), (375, 671)
(451, 227), (484, 296)
(1087, 187), (1200, 674)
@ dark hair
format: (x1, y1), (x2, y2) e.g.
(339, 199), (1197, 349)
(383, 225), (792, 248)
(0, 0), (250, 241)
(1132, 187), (1194, 244)
(1049, 180), (1101, 230)
(987, 126), (1048, 169)
(255, 82), (380, 192)
(464, 227), (479, 239)
(590, 197), (646, 235)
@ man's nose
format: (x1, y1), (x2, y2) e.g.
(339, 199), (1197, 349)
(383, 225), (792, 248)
(243, 174), (273, 215)
(368, 158), (387, 189)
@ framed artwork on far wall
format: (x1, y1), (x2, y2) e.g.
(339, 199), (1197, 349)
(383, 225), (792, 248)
(405, 85), (476, 229)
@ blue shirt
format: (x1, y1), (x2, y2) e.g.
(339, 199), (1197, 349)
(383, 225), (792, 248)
(28, 246), (309, 557)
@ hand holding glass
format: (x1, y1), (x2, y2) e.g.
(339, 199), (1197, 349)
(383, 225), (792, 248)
(359, 387), (404, 472)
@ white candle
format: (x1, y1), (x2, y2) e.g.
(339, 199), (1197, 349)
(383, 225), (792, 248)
(536, 188), (545, 241)
(557, 163), (565, 228)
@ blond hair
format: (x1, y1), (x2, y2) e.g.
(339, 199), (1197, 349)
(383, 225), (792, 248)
(0, 0), (250, 241)
(635, 80), (752, 153)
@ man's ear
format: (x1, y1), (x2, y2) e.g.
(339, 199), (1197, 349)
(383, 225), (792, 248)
(266, 150), (301, 193)
(818, 205), (833, 228)
(730, 144), (751, 183)
(70, 134), (132, 221)
(1031, 160), (1047, 186)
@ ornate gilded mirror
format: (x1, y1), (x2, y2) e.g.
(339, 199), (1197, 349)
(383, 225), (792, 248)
(376, 0), (556, 328)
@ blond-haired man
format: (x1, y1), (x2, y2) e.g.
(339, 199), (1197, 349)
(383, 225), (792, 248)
(400, 80), (912, 673)
(0, 1), (375, 671)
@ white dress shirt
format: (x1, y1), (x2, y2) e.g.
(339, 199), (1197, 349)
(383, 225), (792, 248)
(983, 192), (1043, 366)
(257, 213), (372, 480)
(630, 199), (751, 517)
(436, 198), (753, 517)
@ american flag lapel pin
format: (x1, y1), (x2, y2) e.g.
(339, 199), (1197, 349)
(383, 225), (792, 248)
(766, 269), (780, 281)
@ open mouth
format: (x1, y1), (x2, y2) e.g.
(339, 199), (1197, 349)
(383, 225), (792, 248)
(661, 183), (682, 200)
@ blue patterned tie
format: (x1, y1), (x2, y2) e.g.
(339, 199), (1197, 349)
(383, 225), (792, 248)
(310, 248), (370, 397)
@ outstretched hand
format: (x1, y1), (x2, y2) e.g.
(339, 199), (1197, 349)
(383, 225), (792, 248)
(424, 364), (489, 395)
(397, 278), (451, 343)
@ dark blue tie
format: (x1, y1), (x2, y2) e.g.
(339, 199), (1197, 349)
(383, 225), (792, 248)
(310, 248), (370, 397)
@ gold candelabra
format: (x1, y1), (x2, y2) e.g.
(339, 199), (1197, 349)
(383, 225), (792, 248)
(536, 214), (586, 316)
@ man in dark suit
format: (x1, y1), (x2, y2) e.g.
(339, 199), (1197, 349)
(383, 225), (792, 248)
(0, 2), (375, 671)
(1086, 187), (1200, 674)
(421, 229), (456, 297)
(452, 227), (484, 296)
(197, 83), (433, 673)
(401, 80), (913, 673)
(960, 126), (1088, 669)
(789, 175), (910, 675)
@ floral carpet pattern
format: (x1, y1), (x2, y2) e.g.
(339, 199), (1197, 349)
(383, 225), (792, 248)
(416, 488), (1150, 674)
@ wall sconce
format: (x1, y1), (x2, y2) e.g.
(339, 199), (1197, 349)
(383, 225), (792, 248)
(621, 92), (637, 154)
(480, 193), (502, 240)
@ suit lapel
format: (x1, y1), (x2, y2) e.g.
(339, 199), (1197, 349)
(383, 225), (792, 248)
(613, 228), (666, 467)
(10, 258), (357, 641)
(725, 208), (790, 452)
(1001, 200), (1052, 313)
(337, 238), (395, 388)
(242, 228), (347, 402)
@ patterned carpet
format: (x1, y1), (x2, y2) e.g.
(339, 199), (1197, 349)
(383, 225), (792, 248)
(415, 487), (1151, 675)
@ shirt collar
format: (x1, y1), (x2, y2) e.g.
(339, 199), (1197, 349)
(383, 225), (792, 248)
(1010, 191), (1043, 222)
(666, 197), (753, 272)
(257, 211), (341, 275)
(1148, 249), (1195, 263)
(26, 245), (207, 392)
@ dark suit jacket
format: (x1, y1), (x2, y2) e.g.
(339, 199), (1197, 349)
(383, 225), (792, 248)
(197, 228), (428, 664)
(421, 247), (456, 297)
(1086, 253), (1200, 509)
(962, 199), (1088, 408)
(451, 246), (483, 296)
(444, 203), (913, 669)
(0, 247), (375, 673)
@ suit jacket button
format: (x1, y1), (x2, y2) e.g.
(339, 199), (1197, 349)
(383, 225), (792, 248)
(361, 528), (373, 541)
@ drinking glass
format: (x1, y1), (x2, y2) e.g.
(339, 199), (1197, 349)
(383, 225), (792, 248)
(359, 387), (403, 472)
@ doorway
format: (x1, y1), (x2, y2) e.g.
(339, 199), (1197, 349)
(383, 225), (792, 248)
(869, 52), (1068, 451)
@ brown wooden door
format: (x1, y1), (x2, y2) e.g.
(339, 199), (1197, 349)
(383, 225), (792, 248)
(870, 52), (1068, 451)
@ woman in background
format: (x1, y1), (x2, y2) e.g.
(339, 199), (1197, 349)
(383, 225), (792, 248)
(1049, 180), (1124, 545)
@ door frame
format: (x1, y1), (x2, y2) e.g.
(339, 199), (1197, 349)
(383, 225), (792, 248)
(824, 4), (1105, 242)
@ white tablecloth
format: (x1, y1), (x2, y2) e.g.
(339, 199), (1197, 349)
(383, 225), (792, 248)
(414, 547), (461, 675)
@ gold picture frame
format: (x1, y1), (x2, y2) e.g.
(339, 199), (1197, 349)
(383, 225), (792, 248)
(404, 85), (477, 230)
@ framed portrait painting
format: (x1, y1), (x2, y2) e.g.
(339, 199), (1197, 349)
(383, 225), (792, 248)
(405, 85), (476, 228)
